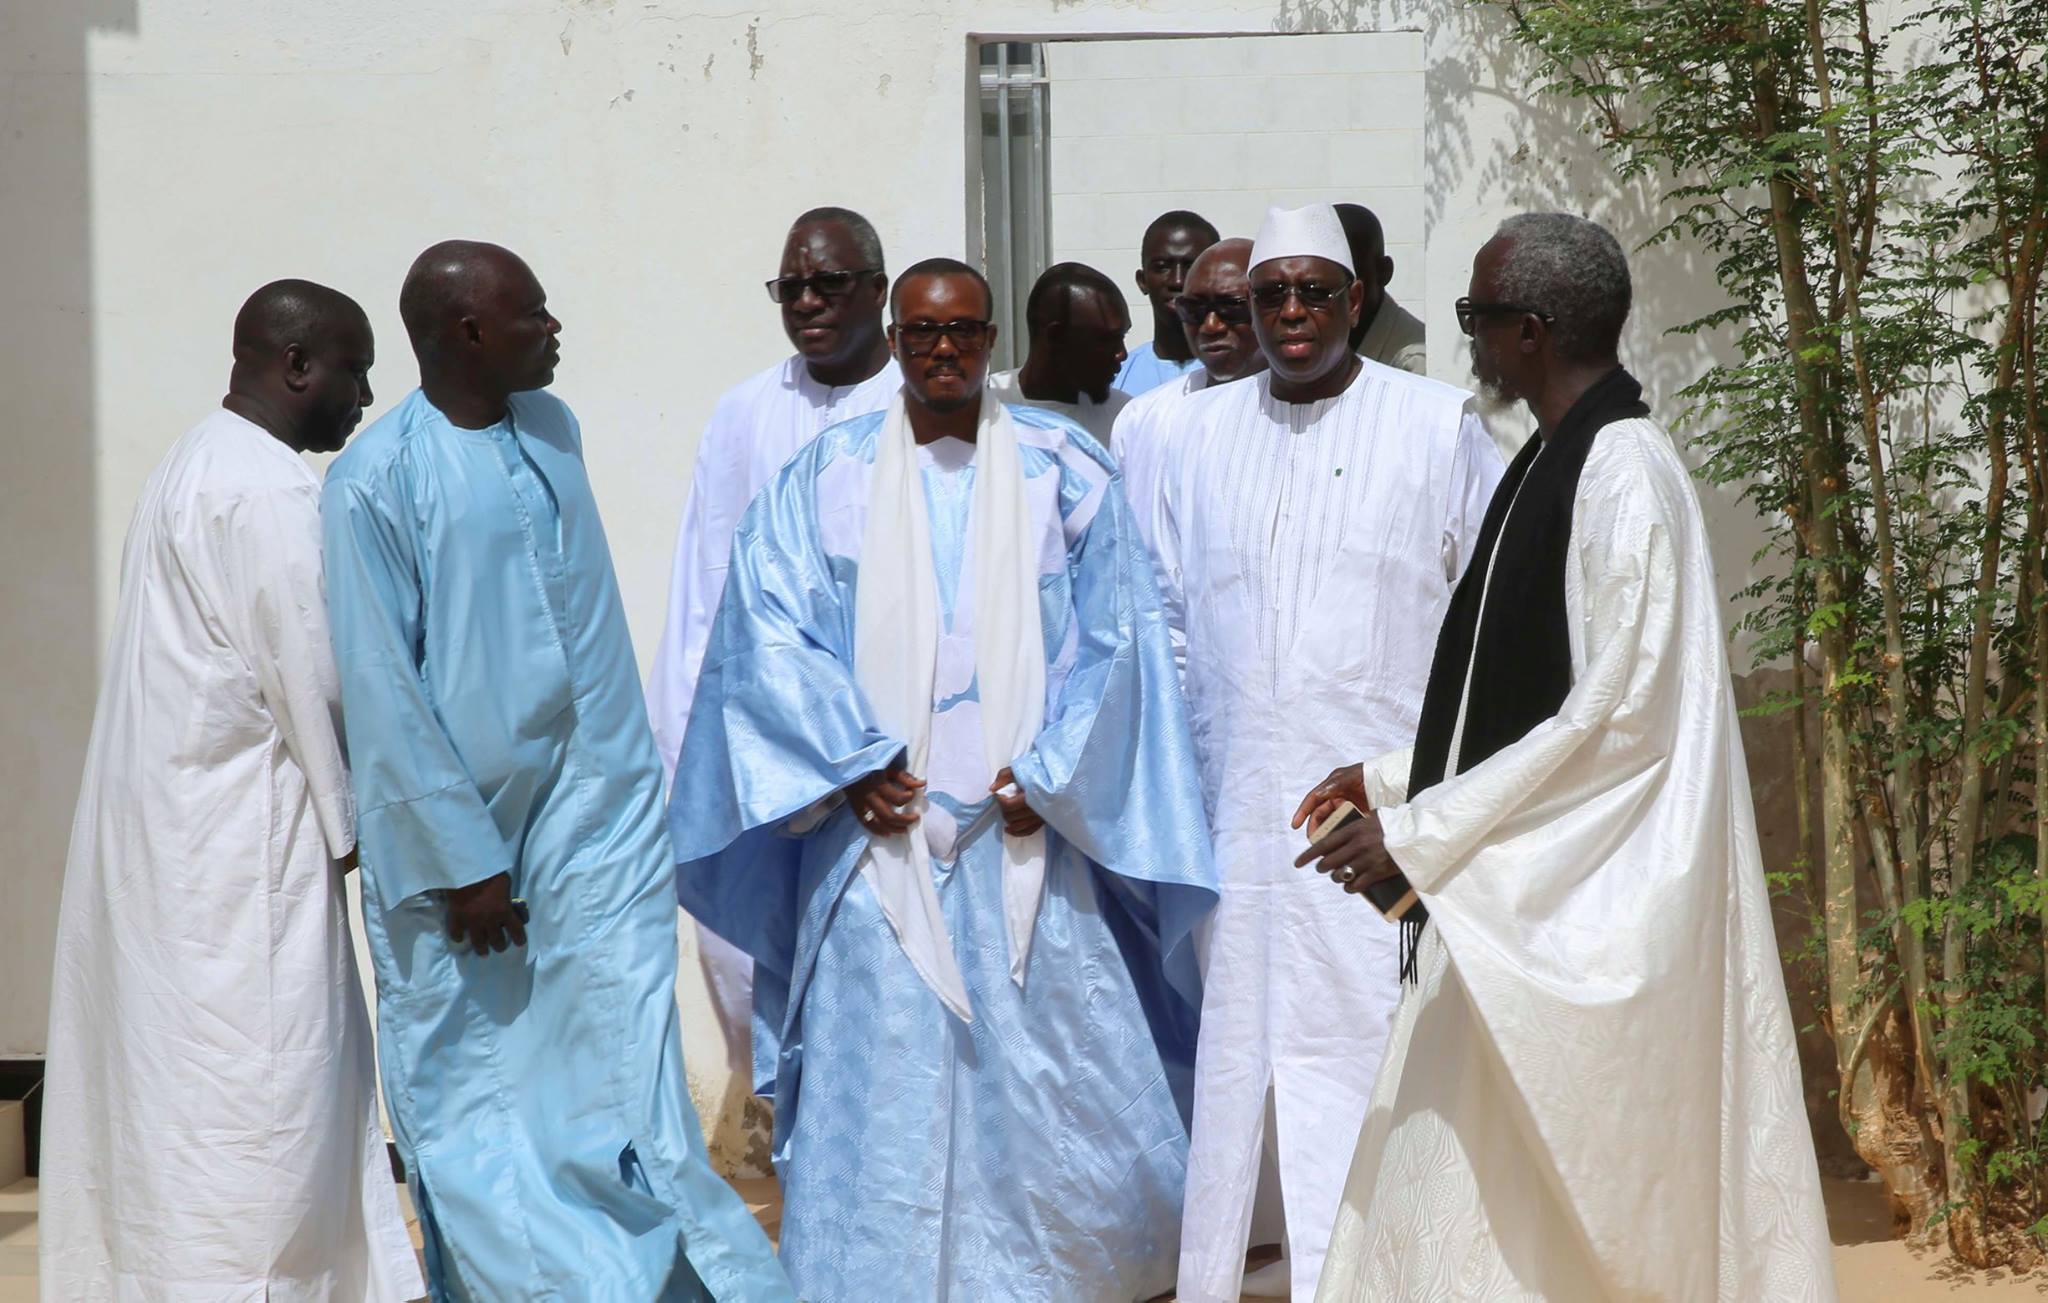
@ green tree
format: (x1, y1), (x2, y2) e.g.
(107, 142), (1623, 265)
(1482, 0), (2048, 1266)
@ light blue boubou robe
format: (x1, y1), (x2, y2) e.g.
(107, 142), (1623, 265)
(1114, 339), (1200, 397)
(322, 389), (792, 1303)
(670, 404), (1219, 1302)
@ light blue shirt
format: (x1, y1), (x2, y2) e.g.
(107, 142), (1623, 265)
(671, 405), (1219, 1301)
(1114, 339), (1200, 396)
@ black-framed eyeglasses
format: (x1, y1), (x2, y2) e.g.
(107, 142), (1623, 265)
(893, 319), (993, 356)
(1172, 295), (1253, 326)
(1249, 278), (1352, 311)
(765, 268), (882, 304)
(1456, 296), (1556, 336)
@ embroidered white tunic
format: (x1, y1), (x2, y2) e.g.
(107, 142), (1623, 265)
(1153, 361), (1503, 1302)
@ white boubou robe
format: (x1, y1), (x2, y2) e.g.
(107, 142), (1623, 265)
(1153, 360), (1504, 1302)
(646, 353), (900, 1070)
(1110, 366), (1208, 553)
(40, 411), (422, 1303)
(1315, 415), (1835, 1301)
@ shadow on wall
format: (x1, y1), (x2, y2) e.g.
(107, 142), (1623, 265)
(0, 0), (139, 1137)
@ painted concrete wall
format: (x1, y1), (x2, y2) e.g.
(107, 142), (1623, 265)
(1, 0), (1771, 1160)
(1048, 31), (1426, 354)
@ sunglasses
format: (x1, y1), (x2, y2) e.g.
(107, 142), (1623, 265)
(1455, 296), (1556, 335)
(1172, 295), (1253, 326)
(1250, 279), (1351, 310)
(894, 319), (993, 356)
(766, 268), (882, 305)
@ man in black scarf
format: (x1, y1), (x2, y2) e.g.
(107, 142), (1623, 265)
(1292, 212), (1646, 901)
(1295, 214), (1834, 1300)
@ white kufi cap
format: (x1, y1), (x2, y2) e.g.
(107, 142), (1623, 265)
(1249, 204), (1355, 277)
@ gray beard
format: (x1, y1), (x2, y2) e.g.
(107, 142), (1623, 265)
(1472, 377), (1517, 420)
(1470, 343), (1517, 418)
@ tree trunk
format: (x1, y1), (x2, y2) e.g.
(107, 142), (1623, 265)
(1750, 5), (1947, 1232)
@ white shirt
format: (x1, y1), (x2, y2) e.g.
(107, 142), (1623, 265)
(987, 367), (1130, 446)
(648, 353), (901, 779)
(1155, 360), (1503, 1302)
(40, 411), (422, 1302)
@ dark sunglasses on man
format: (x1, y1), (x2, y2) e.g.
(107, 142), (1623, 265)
(1249, 278), (1352, 310)
(765, 268), (882, 304)
(1455, 295), (1556, 336)
(1172, 295), (1253, 327)
(894, 319), (993, 356)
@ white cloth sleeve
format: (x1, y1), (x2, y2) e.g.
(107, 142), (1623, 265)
(216, 482), (356, 859)
(1379, 447), (1663, 894)
(1152, 446), (1190, 678)
(1362, 746), (1413, 811)
(647, 410), (742, 785)
(1441, 407), (1505, 585)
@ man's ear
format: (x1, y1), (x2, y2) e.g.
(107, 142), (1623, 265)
(1346, 278), (1366, 330)
(460, 315), (483, 346)
(870, 273), (889, 310)
(1378, 256), (1395, 289)
(282, 343), (312, 393)
(1133, 268), (1149, 295)
(1519, 315), (1545, 355)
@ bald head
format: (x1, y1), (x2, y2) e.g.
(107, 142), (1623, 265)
(399, 240), (560, 417)
(1335, 203), (1395, 350)
(224, 279), (374, 454)
(1186, 238), (1254, 292)
(400, 241), (523, 358)
(1178, 239), (1265, 385)
(233, 279), (367, 361)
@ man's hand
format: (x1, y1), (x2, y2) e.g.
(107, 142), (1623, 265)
(1291, 762), (1371, 833)
(989, 766), (1045, 837)
(846, 763), (926, 834)
(446, 871), (528, 956)
(1295, 807), (1404, 896)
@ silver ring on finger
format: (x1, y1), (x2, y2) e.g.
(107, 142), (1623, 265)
(862, 810), (876, 825)
(1336, 867), (1356, 883)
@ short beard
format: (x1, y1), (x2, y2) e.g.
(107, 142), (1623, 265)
(1470, 343), (1516, 418)
(915, 388), (981, 415)
(1472, 375), (1517, 419)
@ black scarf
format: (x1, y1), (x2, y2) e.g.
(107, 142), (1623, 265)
(1392, 367), (1650, 975)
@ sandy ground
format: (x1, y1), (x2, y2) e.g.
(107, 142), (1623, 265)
(3, 1171), (2043, 1300)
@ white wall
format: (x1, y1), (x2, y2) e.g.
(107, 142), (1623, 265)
(1048, 31), (1425, 353)
(1, 0), (1764, 1157)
